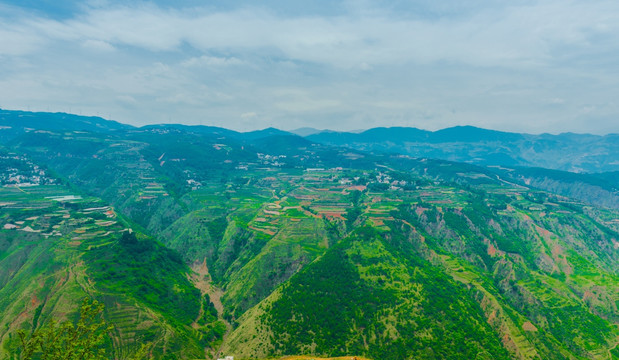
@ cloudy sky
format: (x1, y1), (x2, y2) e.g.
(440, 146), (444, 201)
(1, 0), (618, 134)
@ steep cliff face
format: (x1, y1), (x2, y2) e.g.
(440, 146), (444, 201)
(0, 186), (207, 358)
(223, 187), (618, 360)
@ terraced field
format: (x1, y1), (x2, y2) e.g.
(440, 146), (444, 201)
(0, 184), (207, 358)
(1, 125), (617, 359)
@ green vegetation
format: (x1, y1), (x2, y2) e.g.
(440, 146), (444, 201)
(7, 298), (112, 360)
(262, 227), (510, 359)
(83, 231), (200, 325)
(0, 185), (206, 358)
(5, 298), (151, 360)
(1, 121), (617, 359)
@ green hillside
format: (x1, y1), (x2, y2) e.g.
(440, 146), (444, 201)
(225, 227), (510, 359)
(1, 124), (617, 359)
(0, 183), (217, 358)
(222, 177), (618, 360)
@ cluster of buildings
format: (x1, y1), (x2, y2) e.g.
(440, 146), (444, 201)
(257, 153), (286, 167)
(376, 171), (410, 190)
(0, 154), (56, 187)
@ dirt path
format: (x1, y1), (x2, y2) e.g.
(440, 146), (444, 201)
(280, 356), (372, 360)
(189, 258), (230, 359)
(608, 338), (619, 359)
(494, 175), (529, 189)
(190, 258), (211, 295)
(189, 258), (225, 315)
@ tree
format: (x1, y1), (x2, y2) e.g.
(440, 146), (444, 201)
(13, 298), (112, 360)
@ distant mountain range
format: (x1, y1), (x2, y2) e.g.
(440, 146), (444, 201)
(3, 108), (616, 212)
(304, 126), (619, 173)
(0, 108), (130, 141)
(2, 109), (617, 212)
(4, 108), (616, 173)
(2, 108), (618, 209)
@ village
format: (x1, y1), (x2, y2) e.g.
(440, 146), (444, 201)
(0, 152), (57, 187)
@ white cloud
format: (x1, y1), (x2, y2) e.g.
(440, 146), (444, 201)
(548, 98), (566, 105)
(4, 1), (616, 67)
(0, 27), (44, 56)
(241, 112), (257, 118)
(275, 98), (340, 113)
(0, 0), (618, 133)
(181, 55), (244, 67)
(82, 39), (115, 52)
(116, 95), (137, 105)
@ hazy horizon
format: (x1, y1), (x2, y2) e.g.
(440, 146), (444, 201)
(1, 0), (618, 134)
(4, 106), (618, 137)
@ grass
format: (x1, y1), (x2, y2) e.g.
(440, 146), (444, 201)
(277, 357), (372, 360)
(4, 139), (619, 360)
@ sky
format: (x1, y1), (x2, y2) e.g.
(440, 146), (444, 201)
(0, 0), (618, 134)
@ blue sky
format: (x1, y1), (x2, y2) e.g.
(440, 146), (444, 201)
(1, 0), (618, 133)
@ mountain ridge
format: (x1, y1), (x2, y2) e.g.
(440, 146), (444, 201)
(1, 108), (618, 359)
(2, 108), (617, 174)
(306, 126), (619, 173)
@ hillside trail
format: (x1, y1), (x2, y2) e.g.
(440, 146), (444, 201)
(190, 258), (232, 360)
(190, 258), (224, 314)
(281, 357), (372, 360)
(608, 338), (619, 359)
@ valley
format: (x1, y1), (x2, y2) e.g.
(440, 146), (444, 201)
(0, 111), (617, 359)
